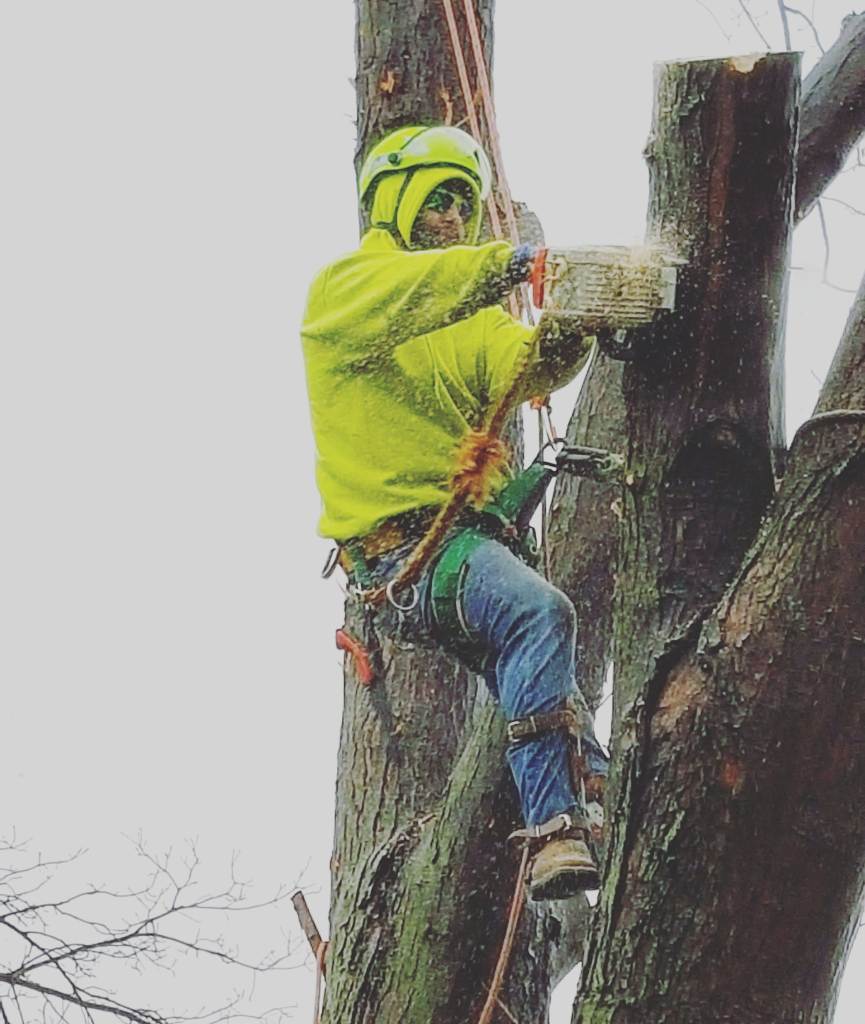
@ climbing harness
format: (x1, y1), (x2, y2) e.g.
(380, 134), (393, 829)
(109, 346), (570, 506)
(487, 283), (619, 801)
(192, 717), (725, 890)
(335, 437), (624, 682)
(506, 700), (607, 838)
(334, 441), (623, 683)
(428, 442), (625, 670)
(475, 841), (531, 1024)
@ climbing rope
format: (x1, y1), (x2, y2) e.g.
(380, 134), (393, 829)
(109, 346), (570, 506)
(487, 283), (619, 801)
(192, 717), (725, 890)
(475, 843), (531, 1024)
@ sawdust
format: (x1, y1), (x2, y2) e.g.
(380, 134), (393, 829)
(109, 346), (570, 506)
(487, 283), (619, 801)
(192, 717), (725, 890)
(729, 54), (763, 74)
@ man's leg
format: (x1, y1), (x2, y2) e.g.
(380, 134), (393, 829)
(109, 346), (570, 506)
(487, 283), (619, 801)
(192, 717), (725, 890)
(456, 538), (608, 895)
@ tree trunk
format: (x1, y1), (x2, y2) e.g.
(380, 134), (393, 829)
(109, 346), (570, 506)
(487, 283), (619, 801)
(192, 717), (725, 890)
(572, 54), (865, 1023)
(547, 22), (865, 707)
(576, 271), (865, 1024)
(325, 5), (581, 1022)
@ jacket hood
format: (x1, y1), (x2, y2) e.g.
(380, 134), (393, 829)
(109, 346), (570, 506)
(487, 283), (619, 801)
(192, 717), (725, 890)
(369, 166), (483, 247)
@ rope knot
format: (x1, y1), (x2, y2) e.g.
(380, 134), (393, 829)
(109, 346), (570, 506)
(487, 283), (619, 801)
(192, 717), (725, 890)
(450, 429), (510, 509)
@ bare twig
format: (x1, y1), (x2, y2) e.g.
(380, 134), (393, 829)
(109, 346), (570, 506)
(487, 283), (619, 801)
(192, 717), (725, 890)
(822, 195), (865, 217)
(815, 200), (859, 294)
(783, 3), (825, 52)
(737, 0), (773, 49)
(0, 838), (299, 1024)
(1, 973), (170, 1024)
(694, 0), (733, 41)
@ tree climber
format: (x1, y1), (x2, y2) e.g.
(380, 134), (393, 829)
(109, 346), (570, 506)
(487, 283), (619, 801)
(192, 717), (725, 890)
(301, 125), (610, 899)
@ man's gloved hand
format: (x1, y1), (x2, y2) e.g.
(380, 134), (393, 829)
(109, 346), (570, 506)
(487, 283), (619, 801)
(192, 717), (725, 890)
(528, 247), (547, 308)
(508, 244), (548, 307)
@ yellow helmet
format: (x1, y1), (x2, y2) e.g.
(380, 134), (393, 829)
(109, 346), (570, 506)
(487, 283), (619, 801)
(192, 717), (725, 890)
(359, 126), (492, 247)
(358, 125), (493, 202)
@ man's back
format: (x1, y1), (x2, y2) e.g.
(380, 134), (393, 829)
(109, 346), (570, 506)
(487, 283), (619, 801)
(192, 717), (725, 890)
(301, 226), (533, 541)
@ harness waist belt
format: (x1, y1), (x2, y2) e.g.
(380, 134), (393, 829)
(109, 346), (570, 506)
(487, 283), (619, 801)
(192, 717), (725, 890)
(338, 507), (439, 572)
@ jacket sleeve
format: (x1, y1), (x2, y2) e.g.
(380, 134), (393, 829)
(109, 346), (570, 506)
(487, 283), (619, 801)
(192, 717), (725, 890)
(303, 240), (518, 366)
(482, 307), (595, 408)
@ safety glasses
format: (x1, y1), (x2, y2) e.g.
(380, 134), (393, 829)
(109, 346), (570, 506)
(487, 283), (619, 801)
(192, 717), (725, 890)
(424, 185), (475, 219)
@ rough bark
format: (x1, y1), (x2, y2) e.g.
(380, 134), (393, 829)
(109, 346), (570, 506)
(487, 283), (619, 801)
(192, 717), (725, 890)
(576, 269), (865, 1024)
(547, 20), (865, 706)
(571, 53), (865, 1023)
(325, 5), (583, 1022)
(613, 52), (795, 712)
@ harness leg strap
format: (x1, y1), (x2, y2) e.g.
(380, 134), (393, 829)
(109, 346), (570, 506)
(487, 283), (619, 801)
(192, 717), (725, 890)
(508, 811), (591, 846)
(506, 702), (606, 842)
(506, 706), (583, 745)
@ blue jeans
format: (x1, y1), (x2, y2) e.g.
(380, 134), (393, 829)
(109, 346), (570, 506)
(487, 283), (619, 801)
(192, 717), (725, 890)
(358, 534), (608, 828)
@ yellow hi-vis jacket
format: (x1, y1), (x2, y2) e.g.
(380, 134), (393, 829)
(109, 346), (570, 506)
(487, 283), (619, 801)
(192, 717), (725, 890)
(301, 228), (588, 542)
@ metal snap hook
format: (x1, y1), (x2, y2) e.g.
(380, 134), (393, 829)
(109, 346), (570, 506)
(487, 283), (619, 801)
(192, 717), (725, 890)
(386, 579), (419, 612)
(321, 546), (341, 579)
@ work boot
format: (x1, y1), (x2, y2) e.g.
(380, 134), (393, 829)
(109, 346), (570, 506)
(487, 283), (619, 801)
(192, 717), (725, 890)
(528, 831), (600, 900)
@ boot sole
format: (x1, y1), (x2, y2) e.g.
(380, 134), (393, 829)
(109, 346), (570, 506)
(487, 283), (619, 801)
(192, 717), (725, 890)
(529, 863), (600, 900)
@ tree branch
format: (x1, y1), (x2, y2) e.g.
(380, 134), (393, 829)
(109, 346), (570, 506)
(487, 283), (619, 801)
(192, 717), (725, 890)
(796, 12), (865, 221)
(784, 3), (825, 53)
(737, 0), (773, 49)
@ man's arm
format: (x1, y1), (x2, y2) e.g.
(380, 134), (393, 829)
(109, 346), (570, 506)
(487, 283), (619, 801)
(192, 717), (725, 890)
(483, 308), (597, 409)
(303, 240), (529, 366)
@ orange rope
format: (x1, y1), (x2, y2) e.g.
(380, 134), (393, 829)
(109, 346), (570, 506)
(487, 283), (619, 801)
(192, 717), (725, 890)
(459, 0), (535, 326)
(460, 0), (519, 247)
(440, 0), (503, 241)
(440, 0), (521, 323)
(476, 844), (531, 1024)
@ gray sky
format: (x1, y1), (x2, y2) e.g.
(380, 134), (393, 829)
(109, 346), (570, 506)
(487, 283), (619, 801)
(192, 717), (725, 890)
(2, 2), (863, 1021)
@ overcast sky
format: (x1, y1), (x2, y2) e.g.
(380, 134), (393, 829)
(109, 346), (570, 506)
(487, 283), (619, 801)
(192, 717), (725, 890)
(2, 2), (864, 1022)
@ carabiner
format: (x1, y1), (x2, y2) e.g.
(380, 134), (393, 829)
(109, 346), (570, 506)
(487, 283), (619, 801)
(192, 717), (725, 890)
(386, 578), (419, 612)
(321, 546), (341, 580)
